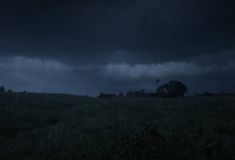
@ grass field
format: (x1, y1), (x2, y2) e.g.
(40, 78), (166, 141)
(0, 94), (235, 160)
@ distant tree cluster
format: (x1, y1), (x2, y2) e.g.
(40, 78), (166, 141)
(97, 80), (188, 99)
(196, 92), (235, 97)
(0, 85), (18, 101)
(0, 86), (5, 94)
(0, 86), (32, 102)
(126, 89), (147, 97)
(157, 80), (187, 98)
(0, 86), (15, 94)
(97, 92), (116, 99)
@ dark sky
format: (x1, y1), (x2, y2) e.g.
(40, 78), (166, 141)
(0, 0), (235, 95)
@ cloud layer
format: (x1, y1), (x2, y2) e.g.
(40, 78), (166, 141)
(0, 54), (234, 95)
(0, 56), (73, 92)
(0, 56), (72, 73)
(103, 62), (213, 80)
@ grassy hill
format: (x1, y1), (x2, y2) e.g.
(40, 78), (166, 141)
(0, 93), (235, 160)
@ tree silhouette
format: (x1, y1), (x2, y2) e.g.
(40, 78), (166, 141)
(118, 92), (124, 97)
(157, 80), (187, 97)
(0, 86), (5, 94)
(97, 92), (116, 99)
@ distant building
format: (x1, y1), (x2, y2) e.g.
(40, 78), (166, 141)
(97, 92), (116, 99)
(126, 89), (146, 97)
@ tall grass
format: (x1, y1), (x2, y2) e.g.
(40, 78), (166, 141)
(0, 95), (235, 159)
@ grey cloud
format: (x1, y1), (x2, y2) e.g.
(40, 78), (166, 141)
(0, 53), (234, 95)
(0, 56), (73, 73)
(0, 0), (234, 96)
(99, 58), (235, 94)
(0, 56), (106, 95)
(0, 56), (74, 92)
(103, 62), (214, 80)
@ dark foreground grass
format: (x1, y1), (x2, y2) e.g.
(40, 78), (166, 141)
(0, 95), (235, 160)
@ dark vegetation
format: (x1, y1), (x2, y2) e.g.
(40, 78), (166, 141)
(157, 80), (187, 98)
(0, 84), (235, 160)
(98, 80), (187, 98)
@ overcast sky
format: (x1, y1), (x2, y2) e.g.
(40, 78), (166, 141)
(0, 0), (235, 96)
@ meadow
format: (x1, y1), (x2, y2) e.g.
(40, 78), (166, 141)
(0, 93), (235, 160)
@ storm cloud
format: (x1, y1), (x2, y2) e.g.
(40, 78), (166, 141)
(0, 56), (74, 93)
(0, 0), (235, 55)
(0, 52), (234, 95)
(0, 0), (234, 95)
(103, 62), (210, 79)
(103, 60), (235, 80)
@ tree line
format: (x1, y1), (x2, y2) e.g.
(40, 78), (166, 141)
(98, 80), (188, 98)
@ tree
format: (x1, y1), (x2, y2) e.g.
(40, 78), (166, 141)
(0, 86), (5, 94)
(157, 84), (170, 97)
(126, 90), (133, 97)
(7, 89), (13, 93)
(118, 92), (124, 97)
(157, 80), (187, 97)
